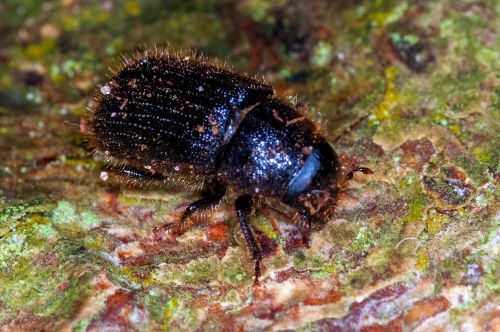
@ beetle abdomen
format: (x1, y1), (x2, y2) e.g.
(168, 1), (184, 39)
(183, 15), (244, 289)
(91, 52), (273, 175)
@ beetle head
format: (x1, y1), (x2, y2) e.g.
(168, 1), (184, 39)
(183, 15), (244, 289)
(282, 141), (340, 223)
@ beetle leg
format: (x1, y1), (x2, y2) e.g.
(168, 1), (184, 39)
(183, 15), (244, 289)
(301, 211), (313, 249)
(346, 166), (373, 180)
(105, 166), (168, 181)
(153, 182), (226, 239)
(235, 195), (263, 285)
(180, 182), (226, 222)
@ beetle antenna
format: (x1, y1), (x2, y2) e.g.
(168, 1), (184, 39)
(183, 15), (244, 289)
(346, 166), (373, 180)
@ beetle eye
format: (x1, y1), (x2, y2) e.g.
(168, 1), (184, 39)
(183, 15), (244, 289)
(285, 148), (322, 197)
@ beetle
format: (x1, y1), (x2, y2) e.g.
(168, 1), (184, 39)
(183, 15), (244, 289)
(88, 49), (371, 283)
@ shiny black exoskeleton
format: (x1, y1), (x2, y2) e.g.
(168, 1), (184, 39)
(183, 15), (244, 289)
(89, 50), (371, 283)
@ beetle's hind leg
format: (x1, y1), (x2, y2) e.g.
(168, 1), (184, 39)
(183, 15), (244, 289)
(235, 195), (263, 285)
(180, 180), (226, 222)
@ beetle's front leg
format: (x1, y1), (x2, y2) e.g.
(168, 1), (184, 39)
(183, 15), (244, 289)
(300, 211), (313, 249)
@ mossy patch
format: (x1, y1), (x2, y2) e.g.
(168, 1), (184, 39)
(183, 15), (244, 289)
(153, 248), (252, 286)
(350, 225), (375, 254)
(252, 215), (279, 239)
(415, 247), (429, 271)
(293, 252), (326, 271)
(398, 175), (429, 223)
(0, 236), (91, 323)
(52, 201), (78, 225)
(345, 268), (373, 290)
(368, 66), (400, 127)
(426, 210), (449, 236)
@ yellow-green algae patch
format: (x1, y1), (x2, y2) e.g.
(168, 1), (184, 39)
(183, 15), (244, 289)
(120, 266), (156, 288)
(293, 252), (327, 271)
(117, 191), (186, 219)
(0, 205), (93, 322)
(51, 200), (102, 231)
(80, 210), (99, 230)
(350, 225), (376, 254)
(52, 200), (78, 225)
(398, 175), (429, 223)
(152, 246), (251, 286)
(426, 210), (450, 236)
(368, 66), (400, 127)
(415, 247), (430, 271)
(252, 215), (279, 239)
